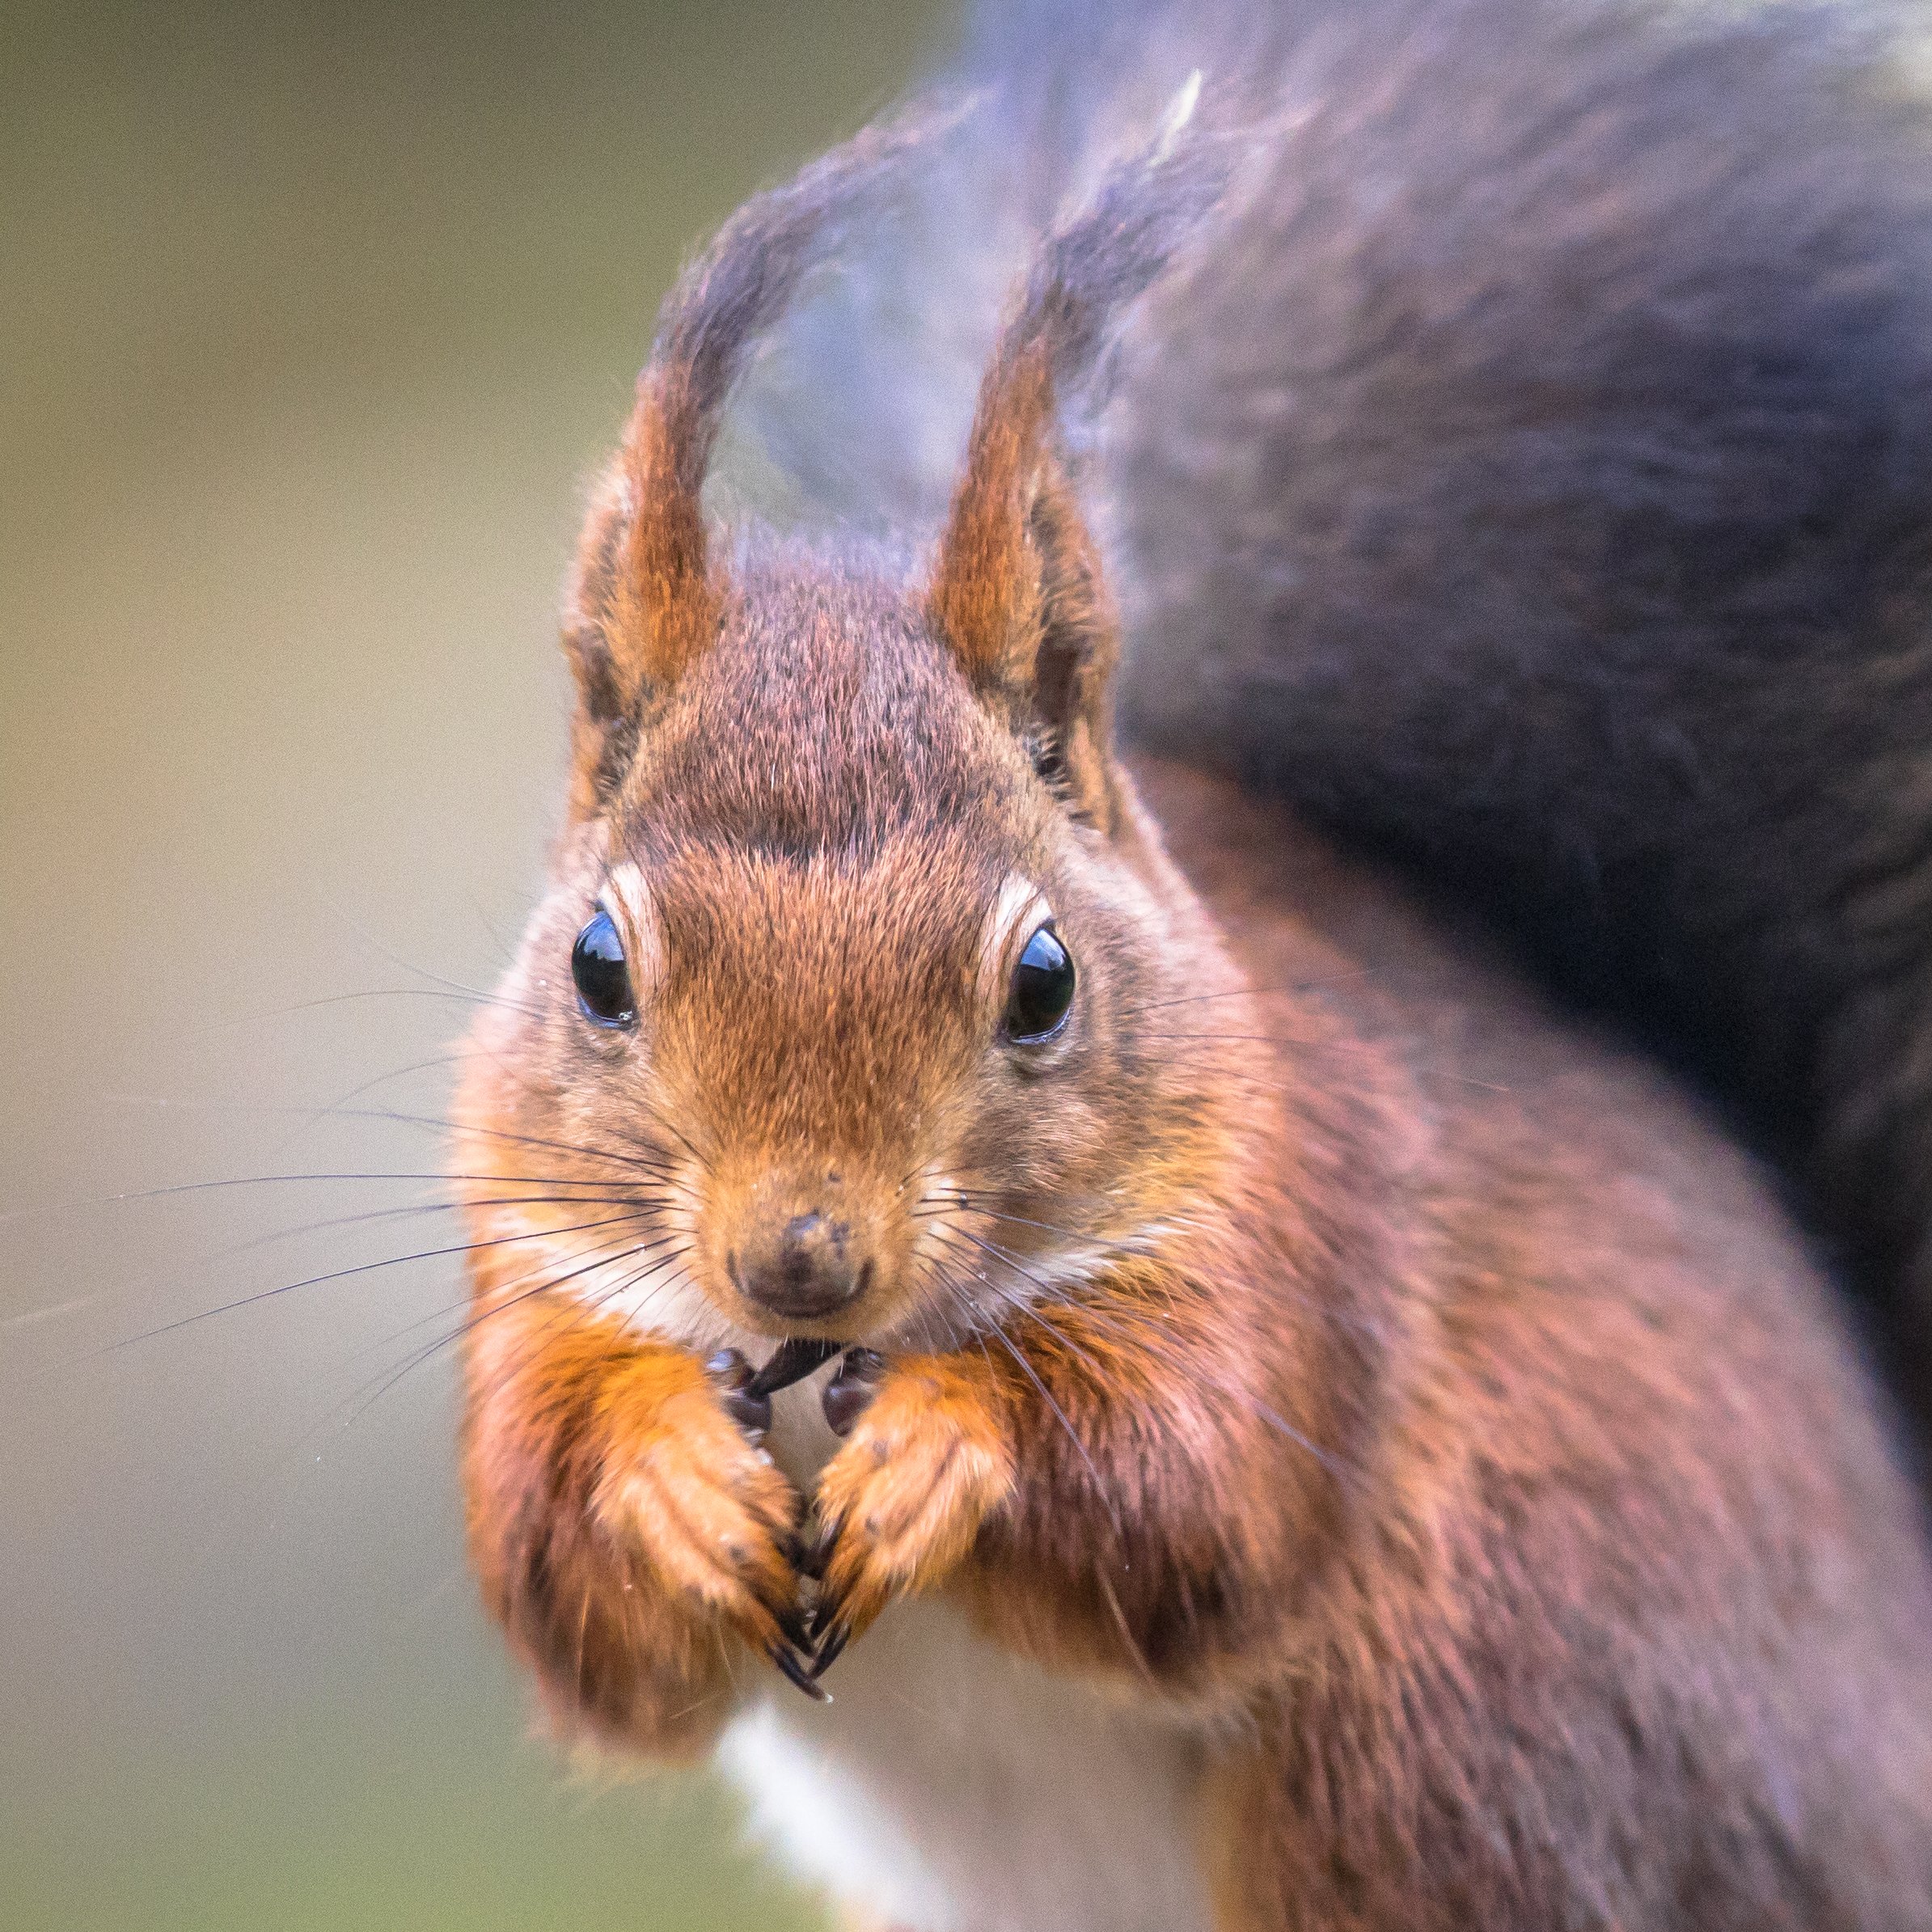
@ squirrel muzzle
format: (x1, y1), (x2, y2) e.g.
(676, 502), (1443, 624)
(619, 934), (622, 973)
(731, 1203), (870, 1322)
(703, 1163), (903, 1335)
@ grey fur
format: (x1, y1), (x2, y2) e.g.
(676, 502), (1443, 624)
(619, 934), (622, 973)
(739, 0), (1932, 1435)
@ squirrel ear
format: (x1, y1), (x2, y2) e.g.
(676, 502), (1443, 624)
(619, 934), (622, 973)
(928, 105), (1220, 826)
(928, 345), (1124, 823)
(562, 107), (941, 816)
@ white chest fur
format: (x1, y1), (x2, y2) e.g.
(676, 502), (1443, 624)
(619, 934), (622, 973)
(716, 1380), (1215, 1932)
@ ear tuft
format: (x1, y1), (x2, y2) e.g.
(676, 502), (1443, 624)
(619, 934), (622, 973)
(928, 341), (1058, 686)
(927, 110), (1224, 820)
(563, 104), (947, 811)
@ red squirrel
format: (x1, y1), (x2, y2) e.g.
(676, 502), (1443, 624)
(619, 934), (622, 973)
(454, 9), (1932, 1928)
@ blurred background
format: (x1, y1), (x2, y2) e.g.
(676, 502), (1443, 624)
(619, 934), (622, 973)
(0, 3), (948, 1925)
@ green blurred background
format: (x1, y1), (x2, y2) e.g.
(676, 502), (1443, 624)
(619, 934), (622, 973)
(0, 3), (947, 1926)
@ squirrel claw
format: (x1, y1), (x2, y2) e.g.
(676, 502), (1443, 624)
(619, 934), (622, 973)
(768, 1641), (832, 1703)
(805, 1589), (839, 1651)
(722, 1385), (773, 1438)
(800, 1516), (838, 1581)
(773, 1600), (816, 1655)
(705, 1348), (774, 1439)
(822, 1346), (886, 1436)
(808, 1616), (852, 1680)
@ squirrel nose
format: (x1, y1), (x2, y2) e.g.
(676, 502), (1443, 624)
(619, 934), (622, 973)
(732, 1210), (871, 1320)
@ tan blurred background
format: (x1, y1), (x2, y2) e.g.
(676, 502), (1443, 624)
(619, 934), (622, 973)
(0, 2), (947, 1925)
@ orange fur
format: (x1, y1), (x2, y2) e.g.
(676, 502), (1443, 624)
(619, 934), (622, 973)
(812, 1354), (1017, 1651)
(928, 340), (1055, 687)
(461, 1277), (800, 1757)
(616, 366), (723, 695)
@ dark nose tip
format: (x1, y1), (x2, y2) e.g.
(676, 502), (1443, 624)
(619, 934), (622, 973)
(733, 1211), (870, 1319)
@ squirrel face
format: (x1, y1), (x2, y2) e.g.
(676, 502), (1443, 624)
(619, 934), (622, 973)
(463, 550), (1236, 1348)
(453, 122), (1237, 1349)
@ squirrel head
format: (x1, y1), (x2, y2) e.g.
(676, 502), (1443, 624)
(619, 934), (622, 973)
(459, 112), (1237, 1348)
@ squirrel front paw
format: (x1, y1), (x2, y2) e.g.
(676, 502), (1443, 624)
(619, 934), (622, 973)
(806, 1351), (1015, 1676)
(589, 1347), (821, 1697)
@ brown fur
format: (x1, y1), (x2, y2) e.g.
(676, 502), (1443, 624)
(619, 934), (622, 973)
(454, 112), (1932, 1928)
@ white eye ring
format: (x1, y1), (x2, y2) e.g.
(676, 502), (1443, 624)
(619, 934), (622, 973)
(981, 874), (1053, 1000)
(596, 860), (665, 1000)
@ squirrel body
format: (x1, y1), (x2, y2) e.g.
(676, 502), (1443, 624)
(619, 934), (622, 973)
(454, 2), (1932, 1923)
(690, 759), (1932, 1932)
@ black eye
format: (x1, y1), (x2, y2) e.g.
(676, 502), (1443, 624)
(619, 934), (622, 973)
(572, 908), (635, 1028)
(1004, 923), (1076, 1043)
